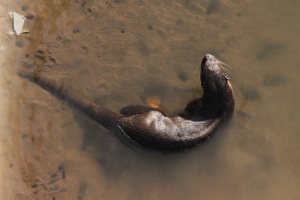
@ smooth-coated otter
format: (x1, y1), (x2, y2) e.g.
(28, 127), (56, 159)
(17, 54), (235, 151)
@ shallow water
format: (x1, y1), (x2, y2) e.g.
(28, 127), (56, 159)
(1, 0), (300, 199)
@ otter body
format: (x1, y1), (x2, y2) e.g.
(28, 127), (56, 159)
(18, 54), (235, 151)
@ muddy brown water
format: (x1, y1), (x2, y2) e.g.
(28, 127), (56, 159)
(1, 0), (300, 199)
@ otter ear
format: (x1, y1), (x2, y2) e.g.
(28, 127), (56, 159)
(224, 74), (230, 81)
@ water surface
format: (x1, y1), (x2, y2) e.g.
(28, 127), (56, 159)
(1, 0), (300, 199)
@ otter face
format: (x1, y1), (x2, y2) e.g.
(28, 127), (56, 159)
(200, 54), (229, 91)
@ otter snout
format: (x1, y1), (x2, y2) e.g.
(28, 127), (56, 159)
(201, 54), (220, 70)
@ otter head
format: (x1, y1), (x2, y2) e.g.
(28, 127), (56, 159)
(201, 54), (229, 90)
(200, 54), (234, 111)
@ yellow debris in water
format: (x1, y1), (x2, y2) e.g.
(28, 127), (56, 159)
(146, 96), (161, 108)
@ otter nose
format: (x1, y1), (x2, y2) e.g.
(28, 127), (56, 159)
(202, 54), (214, 66)
(202, 54), (217, 65)
(205, 54), (214, 61)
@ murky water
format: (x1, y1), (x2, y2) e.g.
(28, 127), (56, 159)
(1, 0), (300, 199)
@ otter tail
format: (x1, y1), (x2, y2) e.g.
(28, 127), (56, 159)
(17, 70), (123, 131)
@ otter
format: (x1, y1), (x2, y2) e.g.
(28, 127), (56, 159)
(17, 54), (235, 151)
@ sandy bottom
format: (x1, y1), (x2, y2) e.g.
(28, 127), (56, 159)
(1, 0), (300, 199)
